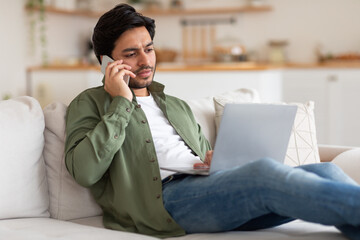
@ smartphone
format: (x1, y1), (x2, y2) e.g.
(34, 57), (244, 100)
(101, 55), (114, 74)
(101, 55), (130, 85)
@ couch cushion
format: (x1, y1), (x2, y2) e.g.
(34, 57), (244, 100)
(213, 92), (320, 166)
(169, 220), (343, 240)
(332, 148), (360, 184)
(0, 96), (49, 219)
(186, 97), (216, 148)
(69, 217), (343, 240)
(0, 218), (159, 240)
(43, 102), (102, 220)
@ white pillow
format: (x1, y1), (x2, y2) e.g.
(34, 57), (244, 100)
(213, 93), (320, 166)
(186, 97), (216, 148)
(43, 102), (103, 220)
(0, 96), (50, 219)
(332, 149), (360, 184)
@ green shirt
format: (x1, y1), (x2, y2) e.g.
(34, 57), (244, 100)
(65, 81), (211, 238)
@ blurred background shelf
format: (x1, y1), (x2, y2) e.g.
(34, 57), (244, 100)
(26, 5), (272, 18)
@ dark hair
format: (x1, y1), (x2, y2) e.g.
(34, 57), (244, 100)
(92, 4), (156, 63)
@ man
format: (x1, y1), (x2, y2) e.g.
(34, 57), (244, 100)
(65, 4), (360, 240)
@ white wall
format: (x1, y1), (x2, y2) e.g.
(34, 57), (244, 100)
(1, 0), (360, 98)
(0, 1), (96, 99)
(0, 0), (26, 99)
(44, 15), (97, 65)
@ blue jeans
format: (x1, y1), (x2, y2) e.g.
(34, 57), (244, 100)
(162, 158), (360, 240)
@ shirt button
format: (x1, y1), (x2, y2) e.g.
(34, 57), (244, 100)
(141, 120), (147, 124)
(146, 139), (151, 143)
(150, 158), (155, 163)
(126, 108), (130, 112)
(156, 194), (161, 199)
(166, 218), (172, 223)
(136, 104), (141, 108)
(114, 135), (118, 139)
(153, 177), (158, 181)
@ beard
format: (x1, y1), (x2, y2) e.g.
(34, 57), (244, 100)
(128, 64), (156, 89)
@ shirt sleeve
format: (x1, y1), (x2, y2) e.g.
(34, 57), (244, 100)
(65, 95), (134, 187)
(176, 99), (212, 161)
(196, 123), (212, 160)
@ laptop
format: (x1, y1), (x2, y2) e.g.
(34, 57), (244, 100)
(162, 103), (297, 175)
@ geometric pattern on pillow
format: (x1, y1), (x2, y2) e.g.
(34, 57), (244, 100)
(43, 101), (103, 220)
(213, 91), (320, 167)
(284, 102), (320, 166)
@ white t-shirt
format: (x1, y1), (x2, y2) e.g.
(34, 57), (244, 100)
(136, 94), (203, 179)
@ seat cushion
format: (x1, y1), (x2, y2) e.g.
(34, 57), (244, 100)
(0, 218), (158, 240)
(170, 221), (343, 240)
(69, 217), (344, 240)
(0, 96), (49, 219)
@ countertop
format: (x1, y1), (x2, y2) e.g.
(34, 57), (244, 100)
(27, 61), (360, 72)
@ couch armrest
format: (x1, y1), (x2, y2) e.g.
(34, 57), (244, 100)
(331, 148), (360, 184)
(318, 144), (358, 162)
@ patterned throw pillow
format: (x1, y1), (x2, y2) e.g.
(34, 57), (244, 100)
(285, 101), (320, 166)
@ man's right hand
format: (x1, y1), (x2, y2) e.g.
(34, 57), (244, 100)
(104, 59), (136, 101)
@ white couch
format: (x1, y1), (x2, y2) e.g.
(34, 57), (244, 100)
(0, 92), (359, 240)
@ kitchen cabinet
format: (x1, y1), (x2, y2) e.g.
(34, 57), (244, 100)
(283, 69), (360, 146)
(154, 70), (282, 102)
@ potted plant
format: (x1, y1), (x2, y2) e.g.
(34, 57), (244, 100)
(26, 0), (48, 66)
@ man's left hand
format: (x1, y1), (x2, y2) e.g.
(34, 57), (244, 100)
(193, 150), (213, 170)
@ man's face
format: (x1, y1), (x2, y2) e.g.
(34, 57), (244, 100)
(111, 26), (156, 89)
